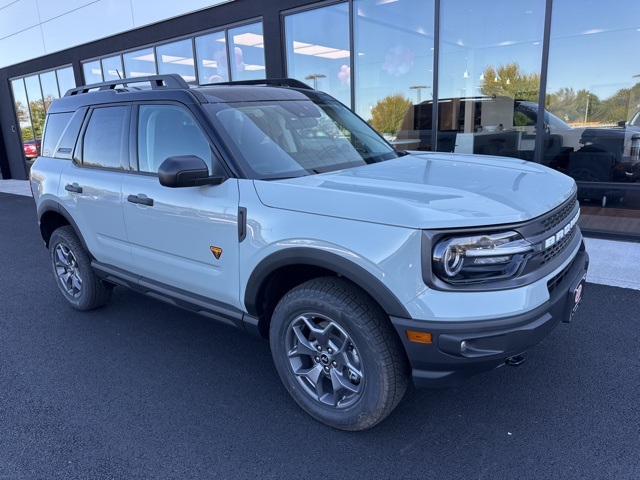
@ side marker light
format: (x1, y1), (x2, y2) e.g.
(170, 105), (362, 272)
(406, 331), (432, 344)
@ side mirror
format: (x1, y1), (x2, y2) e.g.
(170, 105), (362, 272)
(617, 120), (626, 128)
(158, 156), (224, 188)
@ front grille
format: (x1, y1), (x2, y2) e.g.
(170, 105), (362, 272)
(547, 257), (574, 294)
(518, 194), (580, 277)
(538, 192), (578, 235)
(541, 228), (576, 266)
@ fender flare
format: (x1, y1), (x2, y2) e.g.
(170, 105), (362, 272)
(244, 247), (411, 319)
(37, 199), (90, 253)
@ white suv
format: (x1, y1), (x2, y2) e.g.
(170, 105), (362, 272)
(30, 75), (589, 430)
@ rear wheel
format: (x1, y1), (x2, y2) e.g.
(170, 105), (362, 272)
(49, 226), (113, 310)
(269, 277), (408, 431)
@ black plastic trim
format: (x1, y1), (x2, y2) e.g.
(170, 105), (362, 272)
(238, 206), (247, 242)
(91, 261), (247, 331)
(393, 247), (589, 388)
(37, 199), (90, 252)
(65, 74), (189, 97)
(244, 247), (411, 319)
(210, 78), (312, 89)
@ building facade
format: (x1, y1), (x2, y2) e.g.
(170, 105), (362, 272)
(1, 0), (639, 239)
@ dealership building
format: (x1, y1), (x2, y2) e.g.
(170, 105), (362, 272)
(1, 0), (639, 239)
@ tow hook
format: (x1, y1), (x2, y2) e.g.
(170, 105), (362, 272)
(505, 355), (525, 367)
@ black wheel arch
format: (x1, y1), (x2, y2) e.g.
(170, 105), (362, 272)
(38, 199), (90, 253)
(244, 248), (411, 336)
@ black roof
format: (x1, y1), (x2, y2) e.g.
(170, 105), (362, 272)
(49, 74), (324, 113)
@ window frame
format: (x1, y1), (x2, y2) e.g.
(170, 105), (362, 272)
(74, 103), (131, 171)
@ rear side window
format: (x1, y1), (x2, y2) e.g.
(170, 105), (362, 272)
(81, 106), (128, 169)
(45, 108), (87, 159)
(41, 113), (72, 157)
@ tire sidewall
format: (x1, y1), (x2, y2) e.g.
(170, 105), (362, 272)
(49, 227), (98, 310)
(270, 289), (391, 430)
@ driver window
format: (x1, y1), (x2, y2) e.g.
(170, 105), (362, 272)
(137, 104), (213, 173)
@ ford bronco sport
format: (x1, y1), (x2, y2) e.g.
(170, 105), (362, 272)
(30, 75), (589, 430)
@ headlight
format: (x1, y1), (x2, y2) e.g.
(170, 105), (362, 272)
(432, 231), (533, 284)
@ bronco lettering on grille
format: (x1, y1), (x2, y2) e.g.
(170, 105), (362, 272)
(544, 211), (580, 250)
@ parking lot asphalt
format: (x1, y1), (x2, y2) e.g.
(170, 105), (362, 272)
(1, 191), (639, 479)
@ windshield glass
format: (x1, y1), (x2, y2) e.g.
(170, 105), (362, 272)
(206, 99), (398, 179)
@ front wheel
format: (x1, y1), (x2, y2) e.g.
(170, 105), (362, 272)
(269, 277), (408, 431)
(49, 226), (113, 311)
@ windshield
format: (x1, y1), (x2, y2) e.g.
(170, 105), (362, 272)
(206, 98), (398, 179)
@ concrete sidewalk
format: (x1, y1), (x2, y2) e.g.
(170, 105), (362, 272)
(2, 179), (639, 290)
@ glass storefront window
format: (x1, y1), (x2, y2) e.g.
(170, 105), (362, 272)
(102, 55), (124, 81)
(228, 23), (266, 81)
(83, 60), (103, 84)
(56, 66), (76, 95)
(24, 75), (46, 149)
(11, 78), (34, 165)
(544, 0), (640, 235)
(433, 1), (545, 156)
(39, 70), (59, 111)
(157, 39), (196, 83)
(285, 4), (351, 107)
(123, 47), (157, 77)
(195, 31), (229, 84)
(354, 0), (435, 143)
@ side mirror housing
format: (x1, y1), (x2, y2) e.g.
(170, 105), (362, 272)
(617, 120), (626, 128)
(158, 156), (224, 188)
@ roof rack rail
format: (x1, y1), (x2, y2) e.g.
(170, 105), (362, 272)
(64, 74), (189, 97)
(208, 78), (313, 90)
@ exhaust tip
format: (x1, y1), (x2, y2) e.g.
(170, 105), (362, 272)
(505, 355), (525, 367)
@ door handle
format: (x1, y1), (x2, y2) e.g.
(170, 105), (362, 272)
(127, 194), (154, 206)
(65, 183), (83, 194)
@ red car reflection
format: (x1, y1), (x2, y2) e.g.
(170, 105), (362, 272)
(23, 138), (41, 159)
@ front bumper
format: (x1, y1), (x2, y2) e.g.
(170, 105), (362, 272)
(390, 245), (589, 388)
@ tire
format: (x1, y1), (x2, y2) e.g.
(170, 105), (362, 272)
(269, 277), (409, 431)
(49, 226), (113, 311)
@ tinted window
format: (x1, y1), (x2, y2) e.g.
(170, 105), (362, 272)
(137, 104), (212, 173)
(42, 112), (72, 157)
(53, 108), (87, 159)
(82, 106), (128, 169)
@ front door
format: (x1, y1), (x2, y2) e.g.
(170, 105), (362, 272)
(121, 103), (241, 308)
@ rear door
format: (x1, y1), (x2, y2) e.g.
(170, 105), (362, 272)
(121, 102), (241, 308)
(58, 104), (133, 268)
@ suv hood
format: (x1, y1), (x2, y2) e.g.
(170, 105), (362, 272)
(253, 153), (577, 229)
